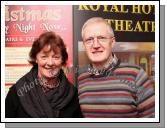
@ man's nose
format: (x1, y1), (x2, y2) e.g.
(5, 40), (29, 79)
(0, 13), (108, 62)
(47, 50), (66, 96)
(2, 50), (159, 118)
(92, 37), (101, 48)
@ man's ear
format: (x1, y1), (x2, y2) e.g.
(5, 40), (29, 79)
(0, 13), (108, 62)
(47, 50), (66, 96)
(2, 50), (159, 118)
(82, 41), (87, 51)
(111, 37), (116, 48)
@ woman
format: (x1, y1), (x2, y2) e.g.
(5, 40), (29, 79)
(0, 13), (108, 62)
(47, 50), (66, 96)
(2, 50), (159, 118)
(5, 31), (83, 118)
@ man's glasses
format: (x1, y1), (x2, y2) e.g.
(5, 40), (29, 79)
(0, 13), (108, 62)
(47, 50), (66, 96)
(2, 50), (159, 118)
(83, 35), (113, 46)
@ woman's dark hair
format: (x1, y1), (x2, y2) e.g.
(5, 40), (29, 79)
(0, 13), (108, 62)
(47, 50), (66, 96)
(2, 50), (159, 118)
(29, 31), (68, 66)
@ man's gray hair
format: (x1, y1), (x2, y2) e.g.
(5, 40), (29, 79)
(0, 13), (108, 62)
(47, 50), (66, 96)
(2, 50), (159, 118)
(81, 17), (114, 39)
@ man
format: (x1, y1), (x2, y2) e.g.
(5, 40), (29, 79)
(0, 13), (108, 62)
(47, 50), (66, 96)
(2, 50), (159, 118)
(78, 17), (155, 118)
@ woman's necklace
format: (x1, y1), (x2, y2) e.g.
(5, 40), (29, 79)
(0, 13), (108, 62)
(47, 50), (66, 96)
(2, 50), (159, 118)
(38, 77), (60, 92)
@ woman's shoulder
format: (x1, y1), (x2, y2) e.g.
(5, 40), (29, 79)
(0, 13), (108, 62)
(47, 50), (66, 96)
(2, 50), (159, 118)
(7, 84), (17, 94)
(13, 74), (28, 90)
(67, 81), (77, 91)
(6, 84), (19, 103)
(14, 67), (37, 87)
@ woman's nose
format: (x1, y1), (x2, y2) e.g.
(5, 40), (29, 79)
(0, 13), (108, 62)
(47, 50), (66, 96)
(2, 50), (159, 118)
(47, 58), (54, 66)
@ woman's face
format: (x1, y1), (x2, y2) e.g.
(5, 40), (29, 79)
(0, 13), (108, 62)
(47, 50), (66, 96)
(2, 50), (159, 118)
(36, 45), (62, 79)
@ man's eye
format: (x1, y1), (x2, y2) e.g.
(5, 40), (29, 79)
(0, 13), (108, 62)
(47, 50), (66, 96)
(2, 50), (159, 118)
(85, 38), (93, 42)
(98, 36), (106, 40)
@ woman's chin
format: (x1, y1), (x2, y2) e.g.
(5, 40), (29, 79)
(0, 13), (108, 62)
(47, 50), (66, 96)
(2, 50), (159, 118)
(42, 74), (55, 79)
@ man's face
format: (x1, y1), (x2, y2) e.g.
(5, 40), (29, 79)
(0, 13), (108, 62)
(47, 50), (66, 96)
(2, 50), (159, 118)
(82, 22), (115, 65)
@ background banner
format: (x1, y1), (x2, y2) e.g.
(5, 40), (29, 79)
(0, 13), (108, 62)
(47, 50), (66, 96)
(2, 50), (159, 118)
(5, 5), (73, 93)
(73, 5), (155, 85)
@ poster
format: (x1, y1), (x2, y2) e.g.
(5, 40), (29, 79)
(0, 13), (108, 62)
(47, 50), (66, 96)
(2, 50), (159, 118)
(73, 5), (155, 85)
(5, 5), (73, 93)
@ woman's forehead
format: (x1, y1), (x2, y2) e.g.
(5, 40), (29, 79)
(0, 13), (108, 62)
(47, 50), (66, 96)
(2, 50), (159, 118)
(40, 45), (61, 54)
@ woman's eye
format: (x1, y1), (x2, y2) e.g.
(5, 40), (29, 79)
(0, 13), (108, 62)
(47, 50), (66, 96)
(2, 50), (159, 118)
(41, 56), (47, 58)
(53, 56), (60, 59)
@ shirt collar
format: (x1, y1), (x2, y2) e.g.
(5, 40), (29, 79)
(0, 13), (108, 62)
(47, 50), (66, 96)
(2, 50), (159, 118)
(87, 53), (119, 76)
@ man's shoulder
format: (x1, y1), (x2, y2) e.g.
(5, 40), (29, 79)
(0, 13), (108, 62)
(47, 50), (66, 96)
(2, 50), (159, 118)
(114, 62), (144, 76)
(118, 62), (142, 70)
(78, 66), (88, 75)
(78, 65), (91, 81)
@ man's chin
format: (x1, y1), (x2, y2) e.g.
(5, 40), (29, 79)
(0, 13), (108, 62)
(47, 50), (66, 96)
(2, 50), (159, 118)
(91, 59), (104, 64)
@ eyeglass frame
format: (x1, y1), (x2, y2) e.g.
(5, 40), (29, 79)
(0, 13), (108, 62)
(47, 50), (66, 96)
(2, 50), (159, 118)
(83, 35), (114, 46)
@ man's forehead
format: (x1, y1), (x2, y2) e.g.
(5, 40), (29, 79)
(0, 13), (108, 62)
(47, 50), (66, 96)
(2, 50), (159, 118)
(85, 26), (109, 37)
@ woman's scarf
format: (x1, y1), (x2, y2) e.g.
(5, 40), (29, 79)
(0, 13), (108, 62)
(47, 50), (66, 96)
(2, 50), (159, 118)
(15, 67), (74, 118)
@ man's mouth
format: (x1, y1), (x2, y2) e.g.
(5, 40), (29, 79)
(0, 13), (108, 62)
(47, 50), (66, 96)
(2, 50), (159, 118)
(92, 51), (103, 54)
